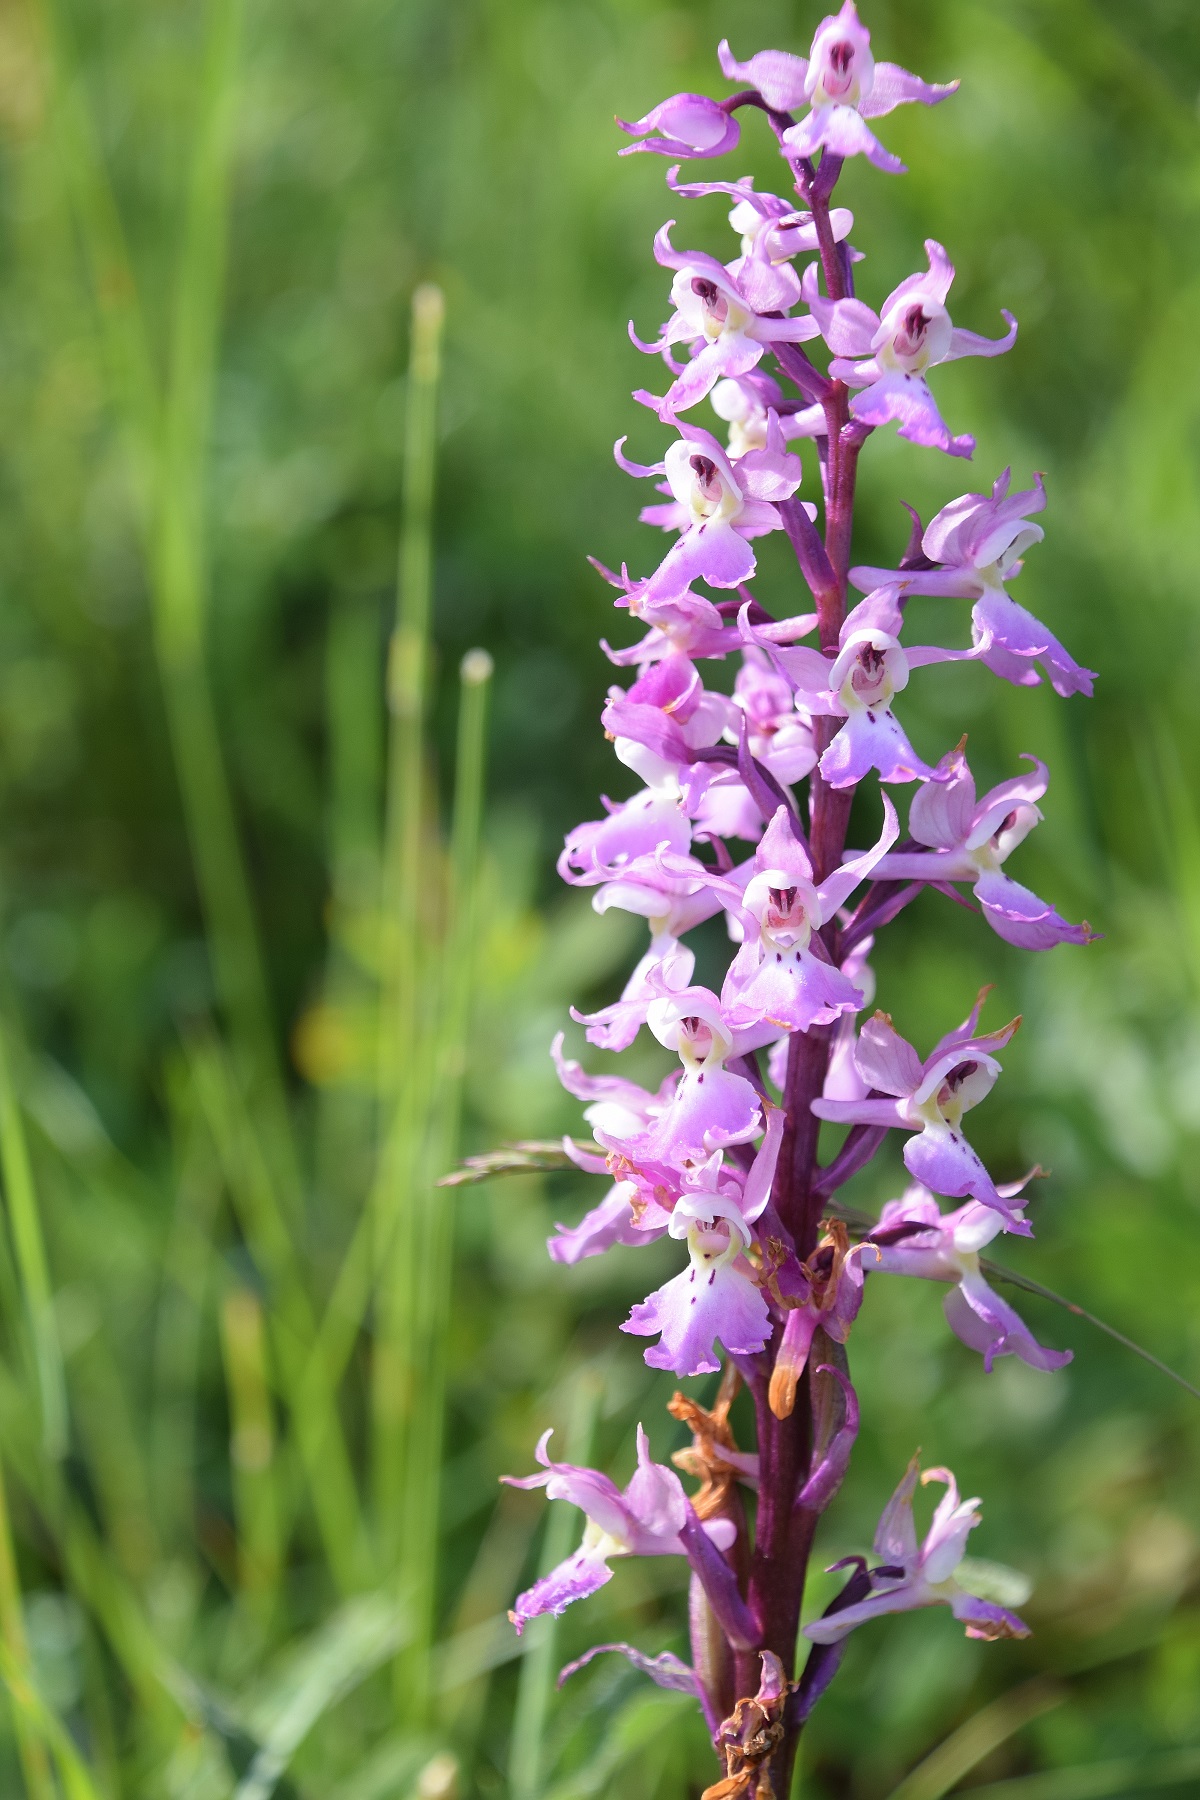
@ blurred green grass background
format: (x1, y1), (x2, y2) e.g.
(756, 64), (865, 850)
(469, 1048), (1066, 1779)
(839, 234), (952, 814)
(0, 0), (1198, 1794)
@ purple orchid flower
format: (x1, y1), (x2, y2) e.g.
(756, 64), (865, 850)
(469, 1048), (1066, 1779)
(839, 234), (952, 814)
(803, 242), (1016, 458)
(504, 1425), (737, 1633)
(665, 169), (856, 278)
(803, 1456), (1030, 1644)
(623, 1111), (783, 1376)
(747, 588), (973, 787)
(618, 417), (807, 602)
(617, 93), (740, 161)
(811, 993), (1030, 1232)
(718, 798), (897, 1033)
(769, 1222), (873, 1419)
(634, 223), (821, 419)
(719, 3), (957, 175)
(710, 373), (826, 459)
(868, 1183), (1072, 1372)
(850, 470), (1096, 696)
(864, 742), (1095, 949)
(597, 983), (770, 1167)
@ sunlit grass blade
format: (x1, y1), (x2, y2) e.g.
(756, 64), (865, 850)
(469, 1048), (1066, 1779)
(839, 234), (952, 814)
(187, 1039), (368, 1593)
(396, 648), (492, 1718)
(884, 1678), (1065, 1800)
(0, 1635), (104, 1800)
(0, 1453), (57, 1800)
(966, 1743), (1200, 1800)
(0, 1012), (67, 1461)
(234, 1595), (409, 1800)
(371, 282), (446, 1545)
(509, 1372), (602, 1800)
(221, 1288), (283, 1631)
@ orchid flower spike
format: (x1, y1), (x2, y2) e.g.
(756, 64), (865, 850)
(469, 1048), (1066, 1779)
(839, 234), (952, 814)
(804, 243), (1016, 458)
(719, 4), (957, 174)
(803, 1455), (1030, 1644)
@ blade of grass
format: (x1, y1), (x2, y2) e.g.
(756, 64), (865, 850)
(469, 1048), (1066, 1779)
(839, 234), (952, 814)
(884, 1679), (1066, 1800)
(221, 1288), (282, 1632)
(397, 648), (493, 1719)
(0, 1636), (104, 1800)
(234, 1596), (409, 1800)
(371, 283), (445, 1546)
(0, 1011), (67, 1460)
(187, 1039), (368, 1593)
(508, 1373), (602, 1800)
(38, 0), (300, 1213)
(966, 1744), (1200, 1800)
(0, 1453), (57, 1800)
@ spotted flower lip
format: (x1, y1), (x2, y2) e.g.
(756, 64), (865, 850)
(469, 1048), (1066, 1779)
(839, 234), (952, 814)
(719, 2), (957, 174)
(742, 587), (973, 787)
(619, 415), (807, 602)
(803, 1455), (1030, 1644)
(867, 1182), (1072, 1372)
(860, 741), (1096, 949)
(811, 992), (1030, 1233)
(850, 470), (1096, 696)
(803, 242), (1016, 458)
(621, 1111), (784, 1377)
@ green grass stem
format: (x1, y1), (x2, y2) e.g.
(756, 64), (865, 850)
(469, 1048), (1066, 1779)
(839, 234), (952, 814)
(0, 1015), (67, 1462)
(221, 1287), (283, 1630)
(396, 647), (492, 1720)
(371, 281), (445, 1542)
(0, 1454), (56, 1800)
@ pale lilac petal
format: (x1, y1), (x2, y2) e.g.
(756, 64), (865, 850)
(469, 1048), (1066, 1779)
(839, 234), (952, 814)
(548, 1184), (652, 1265)
(819, 706), (932, 788)
(811, 1094), (907, 1129)
(849, 371), (973, 458)
(903, 1130), (1031, 1234)
(860, 62), (959, 118)
(975, 869), (1093, 951)
(723, 941), (862, 1033)
(623, 1259), (771, 1377)
(784, 105), (905, 174)
(910, 744), (976, 847)
(854, 1013), (923, 1096)
(510, 1549), (613, 1634)
(558, 1642), (701, 1698)
(944, 1272), (1072, 1373)
(662, 335), (764, 415)
(641, 520), (756, 603)
(948, 1590), (1030, 1640)
(874, 1455), (921, 1564)
(971, 591), (1095, 698)
(617, 94), (740, 159)
(801, 1579), (921, 1643)
(625, 1424), (689, 1545)
(816, 792), (900, 915)
(717, 41), (809, 111)
(943, 313), (1018, 362)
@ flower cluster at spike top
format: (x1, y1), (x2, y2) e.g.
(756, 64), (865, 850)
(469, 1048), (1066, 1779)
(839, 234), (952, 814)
(504, 6), (1096, 1791)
